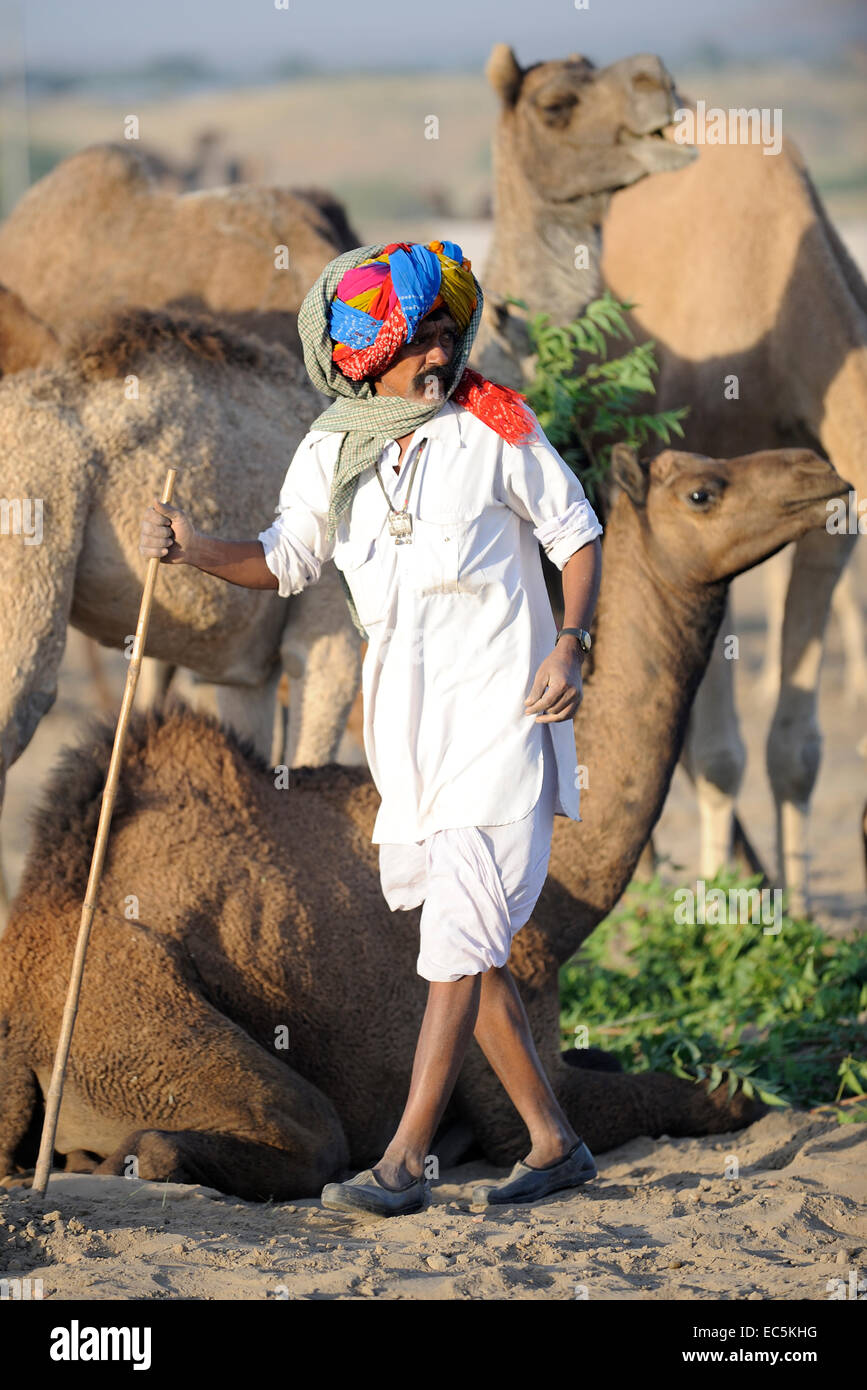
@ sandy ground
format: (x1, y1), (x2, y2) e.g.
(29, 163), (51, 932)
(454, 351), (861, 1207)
(1, 1108), (864, 1301)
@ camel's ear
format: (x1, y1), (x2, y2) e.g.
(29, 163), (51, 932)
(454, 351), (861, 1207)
(486, 44), (523, 107)
(610, 442), (649, 507)
(0, 283), (60, 375)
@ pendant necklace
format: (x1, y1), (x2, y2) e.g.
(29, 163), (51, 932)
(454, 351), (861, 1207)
(374, 436), (427, 545)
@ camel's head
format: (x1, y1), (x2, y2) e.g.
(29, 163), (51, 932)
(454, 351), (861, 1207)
(486, 44), (697, 204)
(610, 443), (850, 588)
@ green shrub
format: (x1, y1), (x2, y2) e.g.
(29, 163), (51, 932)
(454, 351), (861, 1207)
(512, 291), (690, 513)
(559, 869), (867, 1123)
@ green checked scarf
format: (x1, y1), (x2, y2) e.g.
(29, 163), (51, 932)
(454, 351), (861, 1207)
(296, 242), (485, 640)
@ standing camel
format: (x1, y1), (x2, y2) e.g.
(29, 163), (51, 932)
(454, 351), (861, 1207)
(0, 142), (361, 357)
(0, 149), (365, 803)
(0, 303), (360, 926)
(476, 44), (865, 914)
(0, 442), (845, 1194)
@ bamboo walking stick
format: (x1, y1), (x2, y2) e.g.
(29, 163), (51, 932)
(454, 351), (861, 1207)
(33, 467), (179, 1195)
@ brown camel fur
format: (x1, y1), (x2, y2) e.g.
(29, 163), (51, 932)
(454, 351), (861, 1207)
(602, 130), (866, 914)
(0, 303), (360, 892)
(0, 443), (846, 1199)
(0, 284), (61, 375)
(478, 45), (865, 914)
(0, 143), (362, 356)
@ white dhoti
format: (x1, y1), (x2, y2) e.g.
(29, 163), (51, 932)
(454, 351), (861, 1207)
(378, 729), (558, 982)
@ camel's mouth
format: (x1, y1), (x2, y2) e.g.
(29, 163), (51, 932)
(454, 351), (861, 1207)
(617, 126), (669, 145)
(545, 119), (696, 205)
(785, 488), (849, 509)
(613, 123), (698, 177)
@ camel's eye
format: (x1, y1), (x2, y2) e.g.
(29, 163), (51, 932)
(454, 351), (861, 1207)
(631, 72), (662, 95)
(683, 475), (726, 508)
(537, 93), (578, 127)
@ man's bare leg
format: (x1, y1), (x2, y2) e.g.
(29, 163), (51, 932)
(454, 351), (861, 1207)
(373, 974), (482, 1190)
(373, 962), (579, 1189)
(473, 963), (580, 1168)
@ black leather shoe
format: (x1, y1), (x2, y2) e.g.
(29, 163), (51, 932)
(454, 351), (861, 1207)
(321, 1167), (431, 1217)
(472, 1140), (598, 1206)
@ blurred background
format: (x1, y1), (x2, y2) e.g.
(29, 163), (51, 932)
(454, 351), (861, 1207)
(1, 0), (865, 923)
(2, 0), (866, 256)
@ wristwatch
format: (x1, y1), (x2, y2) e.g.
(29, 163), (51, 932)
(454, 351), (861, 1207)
(556, 626), (592, 655)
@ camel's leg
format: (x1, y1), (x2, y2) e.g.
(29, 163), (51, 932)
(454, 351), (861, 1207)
(213, 664), (283, 764)
(0, 1033), (39, 1179)
(0, 600), (68, 809)
(135, 655), (175, 711)
(0, 500), (87, 932)
(552, 1054), (765, 1156)
(272, 672), (290, 768)
(830, 546), (867, 706)
(91, 1022), (349, 1199)
(80, 632), (116, 713)
(458, 1036), (765, 1164)
(281, 564), (363, 768)
(731, 813), (770, 882)
(95, 1129), (339, 1201)
(58, 935), (351, 1199)
(754, 545), (793, 702)
(679, 598), (747, 878)
(767, 526), (858, 918)
(285, 628), (362, 767)
(561, 1047), (625, 1074)
(159, 665), (282, 765)
(64, 1150), (100, 1173)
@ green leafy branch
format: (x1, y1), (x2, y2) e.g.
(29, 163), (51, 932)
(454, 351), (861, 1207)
(559, 869), (867, 1122)
(508, 291), (690, 513)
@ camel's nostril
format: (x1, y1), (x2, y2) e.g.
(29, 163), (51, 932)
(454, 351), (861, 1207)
(793, 459), (833, 480)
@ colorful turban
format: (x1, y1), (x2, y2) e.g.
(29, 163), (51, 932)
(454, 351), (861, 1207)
(328, 239), (477, 380)
(322, 238), (536, 449)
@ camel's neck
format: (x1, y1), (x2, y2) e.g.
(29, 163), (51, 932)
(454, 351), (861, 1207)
(540, 498), (728, 961)
(484, 131), (611, 324)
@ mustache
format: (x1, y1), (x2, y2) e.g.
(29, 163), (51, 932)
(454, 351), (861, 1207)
(412, 367), (449, 387)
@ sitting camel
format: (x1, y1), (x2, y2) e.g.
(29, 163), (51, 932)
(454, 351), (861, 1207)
(477, 43), (866, 915)
(0, 142), (361, 357)
(0, 301), (360, 920)
(0, 442), (845, 1198)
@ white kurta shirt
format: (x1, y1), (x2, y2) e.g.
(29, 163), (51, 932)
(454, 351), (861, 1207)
(258, 400), (603, 845)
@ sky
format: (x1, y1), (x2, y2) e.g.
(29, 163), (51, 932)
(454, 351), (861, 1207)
(6, 0), (866, 75)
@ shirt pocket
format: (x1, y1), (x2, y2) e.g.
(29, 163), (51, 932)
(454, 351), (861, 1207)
(333, 535), (387, 627)
(406, 515), (488, 597)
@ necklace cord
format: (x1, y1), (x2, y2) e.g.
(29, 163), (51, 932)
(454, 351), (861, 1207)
(374, 436), (427, 516)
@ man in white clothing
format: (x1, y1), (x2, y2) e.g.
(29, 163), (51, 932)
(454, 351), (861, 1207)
(139, 239), (603, 1216)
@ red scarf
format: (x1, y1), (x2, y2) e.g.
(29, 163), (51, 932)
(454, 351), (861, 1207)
(451, 367), (537, 446)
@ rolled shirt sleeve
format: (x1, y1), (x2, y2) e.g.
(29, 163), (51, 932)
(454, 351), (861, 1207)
(499, 408), (604, 569)
(257, 433), (337, 598)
